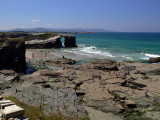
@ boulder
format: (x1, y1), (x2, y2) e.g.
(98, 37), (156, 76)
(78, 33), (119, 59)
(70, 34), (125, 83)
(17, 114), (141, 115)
(99, 104), (124, 114)
(41, 84), (51, 88)
(76, 90), (85, 96)
(124, 100), (136, 108)
(149, 57), (160, 63)
(0, 71), (19, 84)
(0, 70), (15, 75)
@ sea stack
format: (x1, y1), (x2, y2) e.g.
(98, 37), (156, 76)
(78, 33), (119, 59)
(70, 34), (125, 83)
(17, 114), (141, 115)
(64, 35), (78, 47)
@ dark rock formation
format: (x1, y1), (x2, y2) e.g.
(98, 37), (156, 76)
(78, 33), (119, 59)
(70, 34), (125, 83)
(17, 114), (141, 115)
(0, 40), (26, 73)
(149, 57), (160, 63)
(46, 57), (76, 65)
(64, 36), (78, 48)
(25, 36), (62, 49)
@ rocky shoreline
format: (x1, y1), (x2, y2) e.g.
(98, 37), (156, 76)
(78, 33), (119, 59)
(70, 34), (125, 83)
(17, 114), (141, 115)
(0, 33), (160, 120)
(1, 48), (160, 119)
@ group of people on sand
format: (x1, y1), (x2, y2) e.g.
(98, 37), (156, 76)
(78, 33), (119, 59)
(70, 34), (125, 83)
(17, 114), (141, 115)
(27, 51), (50, 67)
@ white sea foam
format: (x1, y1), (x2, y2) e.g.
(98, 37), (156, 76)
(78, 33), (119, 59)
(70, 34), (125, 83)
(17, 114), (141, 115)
(126, 57), (133, 60)
(49, 53), (61, 57)
(64, 49), (92, 57)
(64, 50), (76, 53)
(140, 57), (149, 60)
(80, 46), (115, 57)
(145, 53), (160, 58)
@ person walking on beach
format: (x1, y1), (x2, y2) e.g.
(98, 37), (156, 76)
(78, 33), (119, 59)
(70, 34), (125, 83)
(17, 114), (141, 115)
(45, 52), (47, 57)
(32, 53), (34, 58)
(43, 62), (45, 66)
(115, 71), (118, 78)
(108, 70), (111, 75)
(145, 90), (149, 98)
(28, 59), (30, 65)
(126, 80), (129, 87)
(117, 70), (119, 76)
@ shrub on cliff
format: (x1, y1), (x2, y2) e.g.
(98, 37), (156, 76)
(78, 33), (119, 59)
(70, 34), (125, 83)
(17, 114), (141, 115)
(2, 38), (24, 46)
(25, 33), (57, 40)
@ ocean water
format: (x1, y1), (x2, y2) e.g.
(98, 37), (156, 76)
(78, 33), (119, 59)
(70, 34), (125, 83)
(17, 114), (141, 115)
(60, 32), (160, 63)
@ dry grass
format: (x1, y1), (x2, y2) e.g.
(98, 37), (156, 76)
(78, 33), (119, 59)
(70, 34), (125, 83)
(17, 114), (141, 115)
(7, 96), (73, 120)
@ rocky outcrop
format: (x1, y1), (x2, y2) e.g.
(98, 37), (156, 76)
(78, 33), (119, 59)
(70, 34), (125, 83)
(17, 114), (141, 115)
(13, 85), (87, 118)
(0, 70), (19, 85)
(64, 35), (78, 48)
(0, 39), (26, 73)
(149, 57), (160, 63)
(46, 57), (76, 65)
(25, 36), (62, 49)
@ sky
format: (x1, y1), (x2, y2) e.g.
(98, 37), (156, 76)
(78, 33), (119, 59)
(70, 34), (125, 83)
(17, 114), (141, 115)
(0, 0), (160, 32)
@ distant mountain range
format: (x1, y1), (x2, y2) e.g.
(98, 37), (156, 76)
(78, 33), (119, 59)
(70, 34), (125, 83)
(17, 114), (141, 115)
(2, 27), (110, 32)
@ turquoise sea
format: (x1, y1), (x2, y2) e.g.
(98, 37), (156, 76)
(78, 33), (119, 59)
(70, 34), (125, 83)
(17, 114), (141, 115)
(61, 32), (160, 63)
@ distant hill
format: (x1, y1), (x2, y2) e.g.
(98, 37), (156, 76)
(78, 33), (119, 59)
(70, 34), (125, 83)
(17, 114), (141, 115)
(7, 27), (110, 33)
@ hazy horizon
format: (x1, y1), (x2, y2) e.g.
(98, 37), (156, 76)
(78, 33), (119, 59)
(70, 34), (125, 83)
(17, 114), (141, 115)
(0, 0), (160, 32)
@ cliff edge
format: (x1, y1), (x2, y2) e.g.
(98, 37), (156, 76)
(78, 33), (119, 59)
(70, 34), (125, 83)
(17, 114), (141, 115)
(0, 38), (26, 73)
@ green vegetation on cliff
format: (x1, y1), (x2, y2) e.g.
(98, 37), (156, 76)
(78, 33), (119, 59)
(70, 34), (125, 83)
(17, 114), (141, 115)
(0, 38), (24, 47)
(24, 33), (57, 40)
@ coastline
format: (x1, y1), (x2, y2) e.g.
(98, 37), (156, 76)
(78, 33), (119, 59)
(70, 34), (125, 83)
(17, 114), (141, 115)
(1, 32), (160, 119)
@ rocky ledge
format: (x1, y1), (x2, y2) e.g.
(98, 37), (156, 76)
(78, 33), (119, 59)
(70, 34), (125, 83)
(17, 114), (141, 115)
(1, 58), (160, 119)
(25, 36), (62, 49)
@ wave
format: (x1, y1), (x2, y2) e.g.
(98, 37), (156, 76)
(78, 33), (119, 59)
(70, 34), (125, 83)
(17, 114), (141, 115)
(80, 46), (115, 57)
(145, 53), (160, 58)
(140, 57), (149, 60)
(126, 57), (134, 60)
(64, 49), (92, 57)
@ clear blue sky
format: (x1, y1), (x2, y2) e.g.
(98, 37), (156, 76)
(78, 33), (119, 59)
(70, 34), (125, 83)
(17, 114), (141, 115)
(0, 0), (160, 32)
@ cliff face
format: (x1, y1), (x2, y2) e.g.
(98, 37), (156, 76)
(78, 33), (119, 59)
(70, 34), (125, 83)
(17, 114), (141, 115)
(25, 34), (77, 49)
(0, 40), (26, 73)
(64, 36), (78, 47)
(25, 36), (62, 49)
